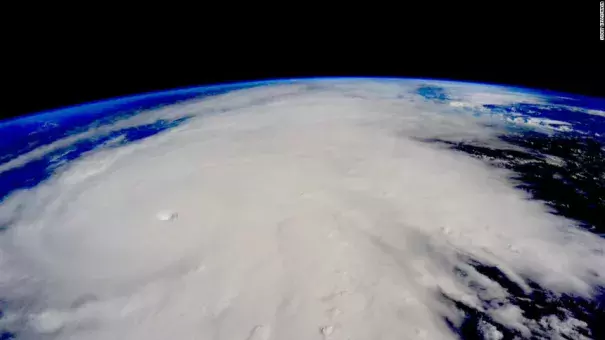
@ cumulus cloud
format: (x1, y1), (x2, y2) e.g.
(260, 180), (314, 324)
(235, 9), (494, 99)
(0, 79), (603, 339)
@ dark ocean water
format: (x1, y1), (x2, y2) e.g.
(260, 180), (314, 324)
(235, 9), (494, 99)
(428, 132), (605, 339)
(414, 83), (605, 339)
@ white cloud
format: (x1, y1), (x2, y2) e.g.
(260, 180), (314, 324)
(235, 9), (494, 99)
(0, 79), (603, 339)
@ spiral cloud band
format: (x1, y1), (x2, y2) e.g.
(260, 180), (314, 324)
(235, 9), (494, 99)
(0, 79), (603, 339)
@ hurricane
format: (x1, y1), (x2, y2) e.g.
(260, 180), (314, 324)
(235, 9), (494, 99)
(0, 78), (603, 340)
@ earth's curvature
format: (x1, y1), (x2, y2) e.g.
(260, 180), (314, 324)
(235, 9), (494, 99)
(0, 78), (604, 340)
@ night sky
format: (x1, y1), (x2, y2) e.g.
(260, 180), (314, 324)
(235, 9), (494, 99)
(2, 2), (602, 121)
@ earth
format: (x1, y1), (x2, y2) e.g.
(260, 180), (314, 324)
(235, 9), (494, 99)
(0, 78), (604, 340)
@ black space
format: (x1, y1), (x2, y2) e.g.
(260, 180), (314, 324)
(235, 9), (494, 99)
(2, 2), (603, 121)
(4, 57), (602, 122)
